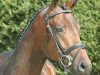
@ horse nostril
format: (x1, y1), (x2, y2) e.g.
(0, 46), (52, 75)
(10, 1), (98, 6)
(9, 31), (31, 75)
(79, 61), (87, 72)
(81, 62), (86, 69)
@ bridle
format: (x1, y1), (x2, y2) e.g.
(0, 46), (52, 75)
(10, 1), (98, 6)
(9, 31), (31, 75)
(45, 4), (85, 75)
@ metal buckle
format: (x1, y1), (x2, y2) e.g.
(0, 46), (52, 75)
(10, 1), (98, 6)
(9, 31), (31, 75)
(60, 55), (72, 68)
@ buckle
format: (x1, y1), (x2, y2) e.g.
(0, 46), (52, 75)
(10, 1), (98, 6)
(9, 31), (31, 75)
(60, 55), (72, 68)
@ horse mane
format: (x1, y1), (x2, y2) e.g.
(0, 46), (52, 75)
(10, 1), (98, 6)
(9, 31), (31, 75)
(17, 7), (46, 46)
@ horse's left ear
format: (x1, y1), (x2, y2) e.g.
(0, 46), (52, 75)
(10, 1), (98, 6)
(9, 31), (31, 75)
(65, 0), (77, 9)
(48, 0), (59, 13)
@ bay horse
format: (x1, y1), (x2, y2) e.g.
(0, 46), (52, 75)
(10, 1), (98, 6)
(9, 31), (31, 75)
(0, 0), (92, 75)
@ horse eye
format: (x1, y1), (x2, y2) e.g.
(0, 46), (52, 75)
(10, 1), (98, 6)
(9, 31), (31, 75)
(56, 27), (63, 32)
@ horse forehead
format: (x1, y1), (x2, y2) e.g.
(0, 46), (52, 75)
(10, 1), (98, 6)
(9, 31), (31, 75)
(52, 13), (76, 27)
(61, 13), (77, 27)
(65, 13), (75, 22)
(50, 14), (67, 25)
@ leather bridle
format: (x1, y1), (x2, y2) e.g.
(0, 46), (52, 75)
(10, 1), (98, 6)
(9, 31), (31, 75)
(45, 4), (85, 75)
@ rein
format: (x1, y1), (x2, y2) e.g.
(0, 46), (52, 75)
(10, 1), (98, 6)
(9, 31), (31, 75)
(45, 4), (85, 75)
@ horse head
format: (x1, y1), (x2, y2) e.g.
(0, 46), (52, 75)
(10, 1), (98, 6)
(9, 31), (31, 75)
(42, 0), (92, 75)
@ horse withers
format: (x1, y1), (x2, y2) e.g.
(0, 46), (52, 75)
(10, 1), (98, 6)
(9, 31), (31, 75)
(0, 0), (92, 75)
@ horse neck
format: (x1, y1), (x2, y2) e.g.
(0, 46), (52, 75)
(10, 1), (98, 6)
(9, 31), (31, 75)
(4, 10), (47, 75)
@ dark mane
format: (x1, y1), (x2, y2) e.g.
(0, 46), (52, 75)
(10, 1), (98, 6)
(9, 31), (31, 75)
(17, 7), (47, 45)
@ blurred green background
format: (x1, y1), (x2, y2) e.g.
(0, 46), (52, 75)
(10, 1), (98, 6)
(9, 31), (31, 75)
(0, 0), (100, 75)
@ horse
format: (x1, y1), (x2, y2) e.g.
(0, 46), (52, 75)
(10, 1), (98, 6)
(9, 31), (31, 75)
(0, 0), (92, 75)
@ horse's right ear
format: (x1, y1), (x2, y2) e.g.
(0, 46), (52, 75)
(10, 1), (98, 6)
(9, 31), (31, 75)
(48, 0), (59, 13)
(65, 0), (77, 9)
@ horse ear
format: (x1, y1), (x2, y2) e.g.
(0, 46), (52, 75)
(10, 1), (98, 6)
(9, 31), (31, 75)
(65, 0), (77, 9)
(48, 0), (59, 13)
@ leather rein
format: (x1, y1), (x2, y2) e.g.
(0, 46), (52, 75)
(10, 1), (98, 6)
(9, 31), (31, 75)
(45, 4), (85, 75)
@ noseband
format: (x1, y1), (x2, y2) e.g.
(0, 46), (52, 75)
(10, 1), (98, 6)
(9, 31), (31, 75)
(45, 4), (85, 75)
